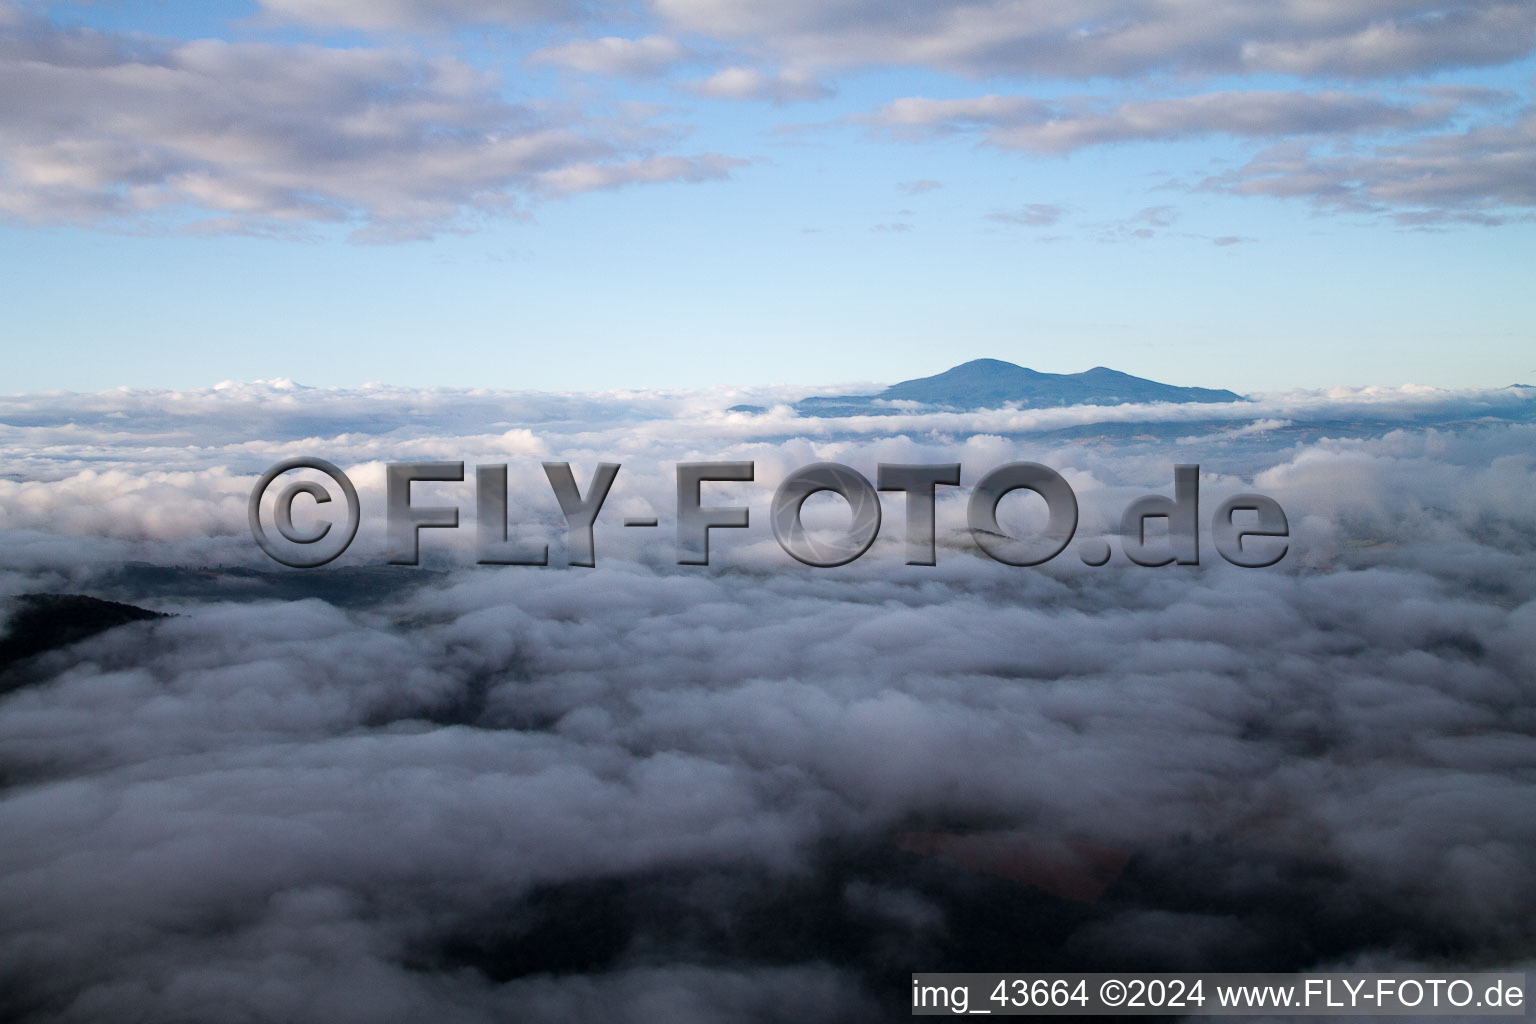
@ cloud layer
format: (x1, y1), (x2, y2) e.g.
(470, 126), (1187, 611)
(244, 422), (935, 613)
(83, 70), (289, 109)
(644, 0), (1536, 78)
(1, 380), (1533, 1020)
(273, 0), (1536, 79)
(2, 1), (1533, 237)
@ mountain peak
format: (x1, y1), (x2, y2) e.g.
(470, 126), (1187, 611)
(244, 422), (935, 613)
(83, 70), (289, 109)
(950, 357), (1027, 371)
(794, 359), (1244, 417)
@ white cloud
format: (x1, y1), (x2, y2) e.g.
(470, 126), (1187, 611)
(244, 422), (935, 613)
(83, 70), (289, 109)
(683, 66), (832, 103)
(528, 35), (696, 78)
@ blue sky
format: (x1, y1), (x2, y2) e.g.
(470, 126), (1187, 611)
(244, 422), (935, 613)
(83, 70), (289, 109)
(2, 0), (1533, 393)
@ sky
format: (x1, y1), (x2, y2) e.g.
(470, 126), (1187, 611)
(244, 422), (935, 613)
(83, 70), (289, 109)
(3, 7), (1535, 1018)
(1, 0), (1533, 395)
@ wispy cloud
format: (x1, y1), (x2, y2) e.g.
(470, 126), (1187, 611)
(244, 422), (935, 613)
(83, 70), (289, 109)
(987, 203), (1064, 227)
(528, 35), (698, 78)
(1209, 106), (1536, 224)
(871, 90), (1466, 153)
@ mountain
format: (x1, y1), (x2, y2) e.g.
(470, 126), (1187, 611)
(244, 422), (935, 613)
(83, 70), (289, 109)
(794, 358), (1244, 416)
(1, 593), (169, 680)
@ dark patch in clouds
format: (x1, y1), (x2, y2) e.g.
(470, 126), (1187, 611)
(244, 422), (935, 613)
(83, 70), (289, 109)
(0, 593), (167, 678)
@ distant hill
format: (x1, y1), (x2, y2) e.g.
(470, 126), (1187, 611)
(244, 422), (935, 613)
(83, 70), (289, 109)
(794, 358), (1244, 416)
(0, 593), (168, 680)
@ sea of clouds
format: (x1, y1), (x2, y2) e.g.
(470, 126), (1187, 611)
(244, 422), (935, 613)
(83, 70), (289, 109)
(1, 381), (1533, 1022)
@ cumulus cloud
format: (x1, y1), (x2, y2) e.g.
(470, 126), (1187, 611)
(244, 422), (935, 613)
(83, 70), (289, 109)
(0, 17), (740, 239)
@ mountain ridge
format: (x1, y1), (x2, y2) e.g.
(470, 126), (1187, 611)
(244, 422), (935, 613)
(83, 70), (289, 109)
(786, 358), (1245, 417)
